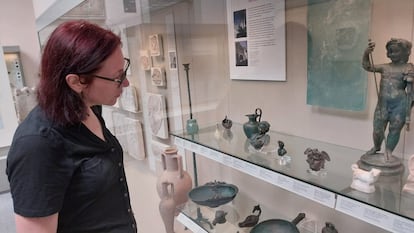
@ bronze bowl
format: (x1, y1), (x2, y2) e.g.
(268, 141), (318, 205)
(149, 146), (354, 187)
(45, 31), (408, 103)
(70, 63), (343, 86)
(188, 181), (238, 208)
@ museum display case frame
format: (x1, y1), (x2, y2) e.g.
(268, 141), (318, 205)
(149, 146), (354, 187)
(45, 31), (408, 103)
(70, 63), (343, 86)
(34, 0), (414, 232)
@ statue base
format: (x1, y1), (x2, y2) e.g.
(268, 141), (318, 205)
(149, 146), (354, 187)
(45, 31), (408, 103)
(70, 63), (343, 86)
(357, 153), (404, 176)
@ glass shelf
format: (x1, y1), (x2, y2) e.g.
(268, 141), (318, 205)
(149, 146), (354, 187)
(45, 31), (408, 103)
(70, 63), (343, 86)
(171, 123), (414, 232)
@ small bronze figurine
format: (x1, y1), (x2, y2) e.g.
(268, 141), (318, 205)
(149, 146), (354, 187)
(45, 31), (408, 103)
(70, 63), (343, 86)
(222, 115), (233, 130)
(277, 140), (287, 156)
(212, 210), (227, 225)
(238, 204), (261, 228)
(249, 121), (271, 150)
(222, 116), (234, 140)
(304, 148), (330, 171)
(322, 222), (338, 233)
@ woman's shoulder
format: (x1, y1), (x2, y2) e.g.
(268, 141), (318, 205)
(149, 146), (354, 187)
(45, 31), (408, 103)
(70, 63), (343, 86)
(13, 106), (63, 144)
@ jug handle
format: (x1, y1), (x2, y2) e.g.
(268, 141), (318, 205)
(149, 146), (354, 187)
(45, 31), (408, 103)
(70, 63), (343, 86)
(162, 182), (175, 197)
(255, 108), (262, 122)
(177, 156), (184, 178)
(161, 153), (167, 170)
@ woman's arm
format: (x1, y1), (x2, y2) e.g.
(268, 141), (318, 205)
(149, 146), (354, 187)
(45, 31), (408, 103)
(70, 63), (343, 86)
(15, 213), (58, 233)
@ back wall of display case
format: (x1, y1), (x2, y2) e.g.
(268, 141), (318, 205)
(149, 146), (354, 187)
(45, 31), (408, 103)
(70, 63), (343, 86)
(180, 0), (414, 159)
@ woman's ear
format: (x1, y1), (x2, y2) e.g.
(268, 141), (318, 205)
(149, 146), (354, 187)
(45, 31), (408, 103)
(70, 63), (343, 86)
(65, 74), (85, 94)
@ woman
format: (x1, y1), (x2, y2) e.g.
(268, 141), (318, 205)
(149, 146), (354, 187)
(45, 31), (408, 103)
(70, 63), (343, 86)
(7, 20), (137, 233)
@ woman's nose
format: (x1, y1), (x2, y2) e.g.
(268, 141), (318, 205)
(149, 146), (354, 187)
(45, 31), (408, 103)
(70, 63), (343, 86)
(121, 78), (130, 87)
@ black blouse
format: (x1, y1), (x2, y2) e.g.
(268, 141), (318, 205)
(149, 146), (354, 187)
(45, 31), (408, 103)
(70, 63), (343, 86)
(7, 106), (137, 233)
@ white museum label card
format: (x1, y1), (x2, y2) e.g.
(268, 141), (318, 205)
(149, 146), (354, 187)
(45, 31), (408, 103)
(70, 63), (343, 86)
(184, 140), (192, 150)
(190, 142), (200, 153)
(226, 0), (286, 81)
(276, 173), (294, 190)
(336, 196), (414, 233)
(312, 188), (336, 208)
(260, 169), (335, 208)
(174, 137), (184, 147)
(392, 217), (414, 233)
(259, 168), (280, 186)
(221, 154), (233, 167)
(199, 145), (210, 157)
(209, 150), (224, 163)
(178, 139), (225, 163)
(290, 180), (335, 208)
(233, 158), (260, 176)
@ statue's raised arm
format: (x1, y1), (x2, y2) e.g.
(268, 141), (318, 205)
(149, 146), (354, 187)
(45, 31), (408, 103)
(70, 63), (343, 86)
(362, 40), (376, 72)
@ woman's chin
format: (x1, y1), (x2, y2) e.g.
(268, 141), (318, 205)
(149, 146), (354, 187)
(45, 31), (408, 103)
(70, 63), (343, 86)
(107, 99), (119, 106)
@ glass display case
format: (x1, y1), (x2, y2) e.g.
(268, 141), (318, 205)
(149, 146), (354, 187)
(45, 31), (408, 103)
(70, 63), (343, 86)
(172, 124), (414, 233)
(34, 0), (414, 232)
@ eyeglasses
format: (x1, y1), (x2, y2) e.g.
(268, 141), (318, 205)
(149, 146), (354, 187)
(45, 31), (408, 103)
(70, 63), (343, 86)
(92, 58), (130, 87)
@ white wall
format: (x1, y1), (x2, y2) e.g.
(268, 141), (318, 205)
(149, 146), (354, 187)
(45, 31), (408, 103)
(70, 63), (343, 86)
(0, 0), (41, 88)
(186, 0), (414, 158)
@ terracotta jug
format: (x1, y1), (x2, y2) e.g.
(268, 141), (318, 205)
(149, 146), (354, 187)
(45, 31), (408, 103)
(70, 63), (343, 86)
(159, 182), (176, 233)
(156, 147), (192, 213)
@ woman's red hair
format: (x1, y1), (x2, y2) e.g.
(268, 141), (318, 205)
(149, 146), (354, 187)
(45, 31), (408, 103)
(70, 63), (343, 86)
(37, 20), (121, 126)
